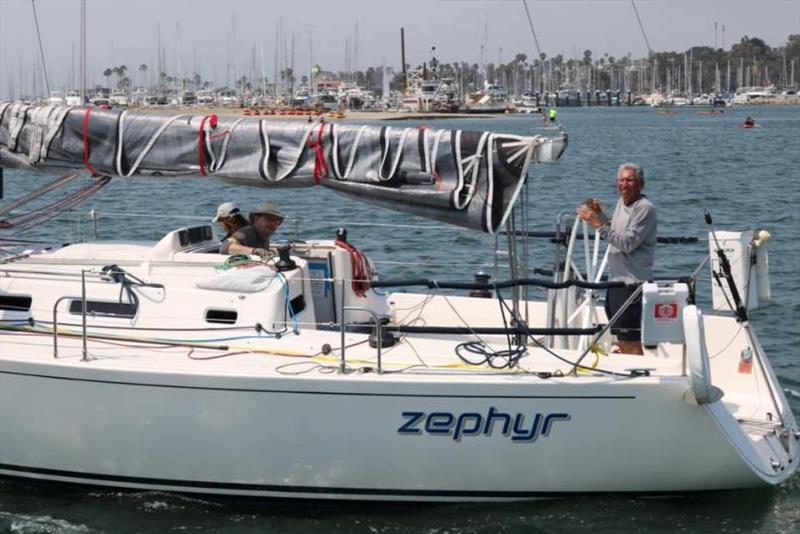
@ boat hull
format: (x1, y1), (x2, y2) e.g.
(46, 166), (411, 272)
(0, 358), (768, 501)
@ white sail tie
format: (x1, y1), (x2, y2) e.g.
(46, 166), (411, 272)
(115, 112), (185, 177)
(259, 121), (315, 182)
(331, 123), (368, 179)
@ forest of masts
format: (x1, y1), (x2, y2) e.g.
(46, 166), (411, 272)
(8, 29), (800, 101)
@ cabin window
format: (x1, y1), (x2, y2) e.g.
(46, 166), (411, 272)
(205, 309), (238, 324)
(178, 225), (213, 247)
(289, 294), (306, 316)
(68, 300), (137, 319)
(0, 294), (32, 312)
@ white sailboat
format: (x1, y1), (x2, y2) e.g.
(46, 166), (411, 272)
(0, 104), (796, 501)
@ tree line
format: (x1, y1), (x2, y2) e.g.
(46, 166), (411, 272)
(101, 34), (799, 96)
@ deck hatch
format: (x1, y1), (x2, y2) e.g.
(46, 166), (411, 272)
(0, 294), (32, 312)
(205, 309), (238, 324)
(68, 300), (137, 318)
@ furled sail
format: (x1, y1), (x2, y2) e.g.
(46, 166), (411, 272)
(0, 103), (566, 233)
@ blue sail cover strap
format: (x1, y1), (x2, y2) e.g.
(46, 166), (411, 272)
(0, 104), (567, 233)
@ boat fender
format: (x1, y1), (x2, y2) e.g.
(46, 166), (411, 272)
(682, 305), (724, 405)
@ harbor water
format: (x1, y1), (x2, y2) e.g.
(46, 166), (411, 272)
(0, 106), (798, 533)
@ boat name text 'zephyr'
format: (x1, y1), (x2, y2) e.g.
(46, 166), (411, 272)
(398, 407), (571, 442)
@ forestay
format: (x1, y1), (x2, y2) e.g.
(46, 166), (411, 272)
(0, 103), (567, 233)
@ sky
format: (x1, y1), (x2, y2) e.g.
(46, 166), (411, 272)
(1, 0), (798, 97)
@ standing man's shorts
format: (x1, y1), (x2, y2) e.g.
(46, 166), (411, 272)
(604, 285), (642, 342)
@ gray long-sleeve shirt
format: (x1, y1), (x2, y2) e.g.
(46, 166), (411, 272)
(219, 225), (269, 255)
(598, 195), (657, 283)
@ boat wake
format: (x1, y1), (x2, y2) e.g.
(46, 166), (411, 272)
(0, 511), (95, 533)
(785, 388), (800, 400)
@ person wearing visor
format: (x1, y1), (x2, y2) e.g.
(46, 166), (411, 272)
(213, 202), (251, 254)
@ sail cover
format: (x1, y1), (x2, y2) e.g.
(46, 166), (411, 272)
(0, 103), (566, 233)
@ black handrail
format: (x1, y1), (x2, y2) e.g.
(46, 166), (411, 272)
(383, 324), (603, 336)
(370, 277), (627, 290)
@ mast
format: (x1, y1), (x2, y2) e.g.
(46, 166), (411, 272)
(309, 32), (315, 96)
(157, 22), (163, 92)
(400, 28), (407, 94)
(782, 48), (788, 89)
(273, 20), (279, 99)
(260, 38), (267, 101)
(176, 21), (183, 91)
(290, 30), (295, 96)
(685, 52), (690, 95)
(698, 59), (702, 94)
(726, 60), (731, 94)
(80, 0), (86, 103)
(354, 19), (359, 80)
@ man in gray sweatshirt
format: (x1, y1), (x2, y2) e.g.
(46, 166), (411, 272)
(576, 162), (657, 355)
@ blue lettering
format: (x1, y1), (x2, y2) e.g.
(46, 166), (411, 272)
(542, 413), (570, 436)
(425, 412), (455, 435)
(453, 413), (483, 441)
(511, 413), (541, 442)
(483, 406), (512, 436)
(398, 411), (424, 435)
(398, 409), (570, 443)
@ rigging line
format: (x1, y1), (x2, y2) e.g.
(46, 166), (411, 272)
(521, 0), (543, 59)
(30, 0), (51, 96)
(6, 177), (111, 234)
(0, 171), (82, 218)
(630, 0), (653, 56)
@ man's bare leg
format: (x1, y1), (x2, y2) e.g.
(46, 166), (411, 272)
(618, 340), (644, 355)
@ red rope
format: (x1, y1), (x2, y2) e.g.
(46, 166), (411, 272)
(197, 114), (218, 176)
(82, 107), (98, 176)
(308, 121), (328, 184)
(335, 239), (373, 298)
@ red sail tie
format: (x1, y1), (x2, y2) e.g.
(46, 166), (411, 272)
(335, 239), (374, 298)
(308, 121), (328, 184)
(197, 114), (218, 176)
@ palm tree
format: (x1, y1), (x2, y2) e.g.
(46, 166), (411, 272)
(103, 68), (113, 88)
(138, 64), (148, 87)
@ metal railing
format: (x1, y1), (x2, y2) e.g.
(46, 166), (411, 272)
(52, 269), (89, 361)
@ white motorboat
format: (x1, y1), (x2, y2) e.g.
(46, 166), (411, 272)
(732, 86), (776, 105)
(217, 89), (241, 107)
(47, 91), (65, 107)
(464, 83), (510, 114)
(64, 90), (82, 107)
(110, 90), (129, 107)
(0, 104), (797, 501)
(196, 90), (216, 107)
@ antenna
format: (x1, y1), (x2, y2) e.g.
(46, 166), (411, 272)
(521, 0), (543, 59)
(630, 0), (652, 56)
(80, 0), (86, 102)
(30, 0), (51, 96)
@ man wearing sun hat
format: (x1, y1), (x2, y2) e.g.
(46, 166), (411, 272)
(214, 201), (284, 258)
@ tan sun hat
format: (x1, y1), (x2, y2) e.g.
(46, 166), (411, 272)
(250, 201), (285, 220)
(212, 202), (241, 222)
